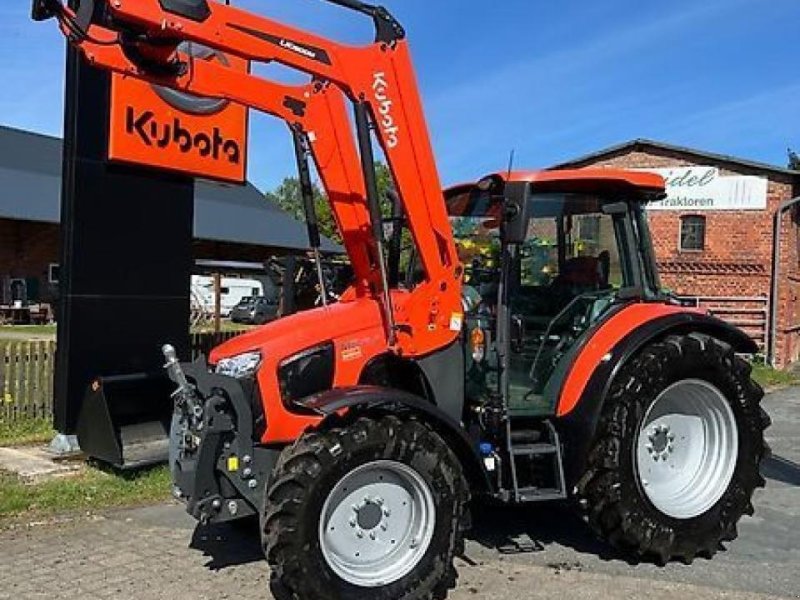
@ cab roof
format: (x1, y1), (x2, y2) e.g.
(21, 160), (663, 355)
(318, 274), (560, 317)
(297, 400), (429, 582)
(447, 168), (666, 198)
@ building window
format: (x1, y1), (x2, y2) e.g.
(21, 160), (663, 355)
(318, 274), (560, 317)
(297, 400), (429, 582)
(680, 215), (706, 252)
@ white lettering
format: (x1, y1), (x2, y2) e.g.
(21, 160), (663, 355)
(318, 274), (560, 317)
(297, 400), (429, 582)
(279, 39), (316, 60)
(372, 72), (399, 148)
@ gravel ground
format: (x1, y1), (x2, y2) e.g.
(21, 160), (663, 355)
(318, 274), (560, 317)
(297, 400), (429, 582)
(0, 387), (797, 600)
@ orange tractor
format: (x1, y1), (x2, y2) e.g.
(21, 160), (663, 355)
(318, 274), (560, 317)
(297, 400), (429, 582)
(36, 1), (768, 599)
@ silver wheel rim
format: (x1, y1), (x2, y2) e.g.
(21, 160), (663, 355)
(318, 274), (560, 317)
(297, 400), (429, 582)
(635, 379), (738, 520)
(318, 460), (436, 587)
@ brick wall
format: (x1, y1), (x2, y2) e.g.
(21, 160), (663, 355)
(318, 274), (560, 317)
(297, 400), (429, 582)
(562, 147), (799, 367)
(0, 218), (60, 305)
(0, 217), (288, 307)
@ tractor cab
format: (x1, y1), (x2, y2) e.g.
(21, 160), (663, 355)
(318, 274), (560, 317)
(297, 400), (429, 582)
(446, 169), (666, 416)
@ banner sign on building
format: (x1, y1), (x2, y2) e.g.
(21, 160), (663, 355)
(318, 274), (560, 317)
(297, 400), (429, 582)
(641, 166), (768, 211)
(108, 44), (249, 184)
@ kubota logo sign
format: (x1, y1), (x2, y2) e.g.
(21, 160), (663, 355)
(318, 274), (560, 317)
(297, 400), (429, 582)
(125, 109), (241, 165)
(108, 43), (248, 183)
(373, 72), (400, 149)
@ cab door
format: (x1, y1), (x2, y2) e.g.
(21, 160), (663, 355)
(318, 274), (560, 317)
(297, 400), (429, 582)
(505, 195), (642, 417)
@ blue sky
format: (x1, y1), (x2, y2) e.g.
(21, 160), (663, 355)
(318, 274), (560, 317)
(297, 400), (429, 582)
(1, 0), (797, 191)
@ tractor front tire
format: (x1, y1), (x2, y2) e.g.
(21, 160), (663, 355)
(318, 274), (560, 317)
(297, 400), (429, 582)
(577, 333), (768, 564)
(263, 414), (468, 600)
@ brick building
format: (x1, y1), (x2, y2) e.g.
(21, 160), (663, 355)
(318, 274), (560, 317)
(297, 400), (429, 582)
(0, 126), (339, 312)
(554, 139), (800, 367)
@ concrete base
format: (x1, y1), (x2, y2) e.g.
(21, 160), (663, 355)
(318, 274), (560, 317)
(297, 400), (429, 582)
(48, 433), (81, 457)
(0, 446), (83, 484)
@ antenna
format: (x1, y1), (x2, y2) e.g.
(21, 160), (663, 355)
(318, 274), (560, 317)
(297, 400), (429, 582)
(506, 149), (515, 180)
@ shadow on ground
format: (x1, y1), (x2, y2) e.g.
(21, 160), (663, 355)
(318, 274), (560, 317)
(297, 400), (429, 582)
(187, 455), (796, 572)
(189, 517), (264, 570)
(188, 501), (621, 571)
(464, 501), (626, 563)
(761, 454), (800, 486)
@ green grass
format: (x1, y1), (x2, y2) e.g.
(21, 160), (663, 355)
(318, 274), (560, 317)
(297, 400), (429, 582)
(0, 322), (253, 336)
(751, 363), (800, 389)
(0, 325), (57, 336)
(191, 321), (255, 334)
(0, 464), (171, 522)
(0, 418), (55, 446)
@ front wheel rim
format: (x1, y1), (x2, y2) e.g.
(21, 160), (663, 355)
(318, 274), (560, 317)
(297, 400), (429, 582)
(318, 460), (436, 588)
(635, 379), (739, 520)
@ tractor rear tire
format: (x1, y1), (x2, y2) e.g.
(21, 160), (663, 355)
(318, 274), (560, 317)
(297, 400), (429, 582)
(262, 414), (468, 600)
(576, 333), (768, 564)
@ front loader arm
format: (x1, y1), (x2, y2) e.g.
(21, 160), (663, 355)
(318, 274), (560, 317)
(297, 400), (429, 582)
(62, 25), (377, 292)
(41, 0), (464, 355)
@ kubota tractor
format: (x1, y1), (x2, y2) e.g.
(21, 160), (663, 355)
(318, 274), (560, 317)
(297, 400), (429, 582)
(36, 1), (768, 599)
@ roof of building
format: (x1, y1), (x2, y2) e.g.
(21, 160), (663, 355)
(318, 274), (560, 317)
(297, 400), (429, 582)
(0, 125), (341, 253)
(551, 138), (800, 179)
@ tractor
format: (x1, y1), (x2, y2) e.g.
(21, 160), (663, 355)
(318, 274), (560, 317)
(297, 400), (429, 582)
(35, 1), (768, 599)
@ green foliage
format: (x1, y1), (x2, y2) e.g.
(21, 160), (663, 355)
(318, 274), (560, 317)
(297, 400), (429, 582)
(0, 418), (55, 447)
(266, 177), (340, 243)
(0, 464), (171, 522)
(751, 362), (799, 389)
(264, 161), (396, 245)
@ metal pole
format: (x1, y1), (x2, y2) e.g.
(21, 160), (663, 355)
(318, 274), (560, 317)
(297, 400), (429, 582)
(768, 196), (800, 367)
(292, 130), (328, 306)
(213, 272), (222, 335)
(353, 101), (396, 346)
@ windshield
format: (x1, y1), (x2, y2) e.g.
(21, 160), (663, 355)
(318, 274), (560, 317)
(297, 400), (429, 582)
(448, 190), (639, 294)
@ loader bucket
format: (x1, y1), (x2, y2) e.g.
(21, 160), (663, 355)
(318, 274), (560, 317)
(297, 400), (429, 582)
(76, 373), (174, 469)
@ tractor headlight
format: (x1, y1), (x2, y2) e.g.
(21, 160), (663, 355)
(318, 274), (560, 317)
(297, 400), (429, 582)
(278, 342), (335, 409)
(215, 351), (262, 379)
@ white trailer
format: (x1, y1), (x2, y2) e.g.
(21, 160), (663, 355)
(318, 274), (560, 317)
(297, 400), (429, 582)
(191, 276), (264, 318)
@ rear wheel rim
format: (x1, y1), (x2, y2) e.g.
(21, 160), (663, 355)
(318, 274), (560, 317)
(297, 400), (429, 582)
(318, 460), (436, 588)
(635, 379), (738, 520)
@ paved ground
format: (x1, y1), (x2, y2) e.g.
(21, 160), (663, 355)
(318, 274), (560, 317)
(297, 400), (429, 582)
(0, 387), (798, 600)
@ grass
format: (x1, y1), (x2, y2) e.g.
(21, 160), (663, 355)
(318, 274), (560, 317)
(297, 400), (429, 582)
(0, 418), (55, 446)
(751, 362), (800, 390)
(0, 322), (254, 336)
(0, 324), (57, 336)
(191, 321), (255, 334)
(0, 464), (172, 523)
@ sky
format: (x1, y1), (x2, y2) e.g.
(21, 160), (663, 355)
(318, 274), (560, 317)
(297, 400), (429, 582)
(0, 0), (798, 192)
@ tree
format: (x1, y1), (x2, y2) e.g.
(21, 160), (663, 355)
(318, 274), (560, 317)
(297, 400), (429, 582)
(264, 162), (397, 245)
(789, 148), (800, 171)
(265, 176), (340, 243)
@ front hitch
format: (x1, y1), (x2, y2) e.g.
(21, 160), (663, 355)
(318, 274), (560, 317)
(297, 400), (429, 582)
(161, 346), (276, 524)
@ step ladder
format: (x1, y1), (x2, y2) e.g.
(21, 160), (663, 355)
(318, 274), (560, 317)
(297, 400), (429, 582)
(506, 420), (567, 503)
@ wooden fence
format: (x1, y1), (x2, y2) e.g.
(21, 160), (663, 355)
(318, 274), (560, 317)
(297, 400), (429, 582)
(677, 295), (769, 353)
(190, 330), (241, 360)
(1, 341), (56, 422)
(0, 332), (242, 424)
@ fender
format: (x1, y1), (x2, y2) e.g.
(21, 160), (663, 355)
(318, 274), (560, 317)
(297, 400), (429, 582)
(558, 308), (758, 488)
(305, 385), (492, 493)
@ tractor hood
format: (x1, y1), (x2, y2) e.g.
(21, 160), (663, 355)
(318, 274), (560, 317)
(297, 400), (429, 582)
(209, 297), (384, 365)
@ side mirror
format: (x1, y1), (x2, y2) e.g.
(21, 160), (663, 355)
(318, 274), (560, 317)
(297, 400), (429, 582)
(510, 315), (525, 352)
(501, 183), (531, 244)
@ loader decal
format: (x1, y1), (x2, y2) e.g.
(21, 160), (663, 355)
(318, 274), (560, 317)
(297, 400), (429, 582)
(373, 72), (400, 148)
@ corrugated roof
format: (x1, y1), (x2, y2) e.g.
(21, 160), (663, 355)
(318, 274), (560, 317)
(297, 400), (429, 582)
(0, 125), (341, 253)
(552, 138), (800, 179)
